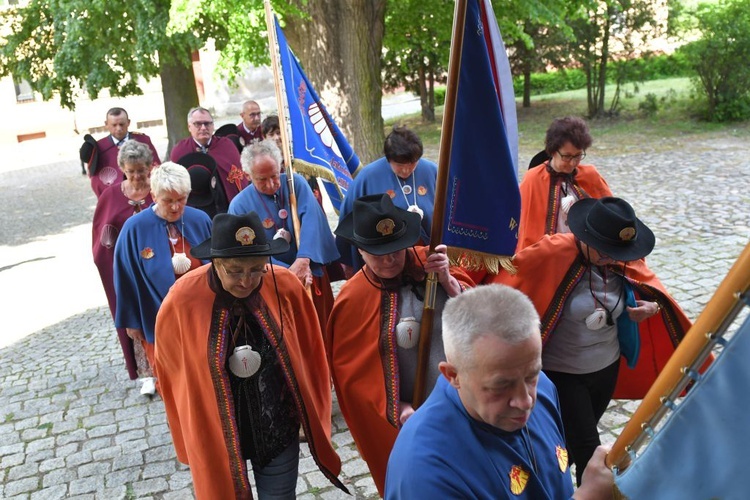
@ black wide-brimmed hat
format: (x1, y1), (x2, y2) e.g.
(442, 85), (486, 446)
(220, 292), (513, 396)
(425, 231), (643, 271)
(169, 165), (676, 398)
(176, 153), (217, 210)
(215, 123), (243, 153)
(79, 134), (99, 176)
(568, 197), (655, 262)
(191, 212), (289, 259)
(335, 193), (421, 255)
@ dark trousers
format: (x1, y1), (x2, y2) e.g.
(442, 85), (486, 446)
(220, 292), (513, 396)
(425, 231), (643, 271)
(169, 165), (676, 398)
(545, 360), (620, 486)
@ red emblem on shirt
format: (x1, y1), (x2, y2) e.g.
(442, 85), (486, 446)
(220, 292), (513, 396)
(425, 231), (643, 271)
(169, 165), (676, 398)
(227, 164), (246, 190)
(509, 465), (529, 495)
(386, 189), (396, 198)
(140, 247), (154, 259)
(417, 185), (427, 195)
(556, 445), (568, 472)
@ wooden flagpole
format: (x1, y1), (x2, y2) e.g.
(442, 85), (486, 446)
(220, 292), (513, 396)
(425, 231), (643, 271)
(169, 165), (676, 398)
(264, 0), (302, 253)
(607, 240), (750, 470)
(411, 0), (468, 409)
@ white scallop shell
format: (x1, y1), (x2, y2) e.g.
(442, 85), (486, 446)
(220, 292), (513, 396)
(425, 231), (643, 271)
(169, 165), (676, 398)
(99, 224), (119, 249)
(171, 252), (192, 275)
(585, 308), (607, 331)
(396, 317), (420, 349)
(308, 102), (343, 158)
(561, 195), (577, 214)
(98, 166), (120, 186)
(228, 345), (262, 378)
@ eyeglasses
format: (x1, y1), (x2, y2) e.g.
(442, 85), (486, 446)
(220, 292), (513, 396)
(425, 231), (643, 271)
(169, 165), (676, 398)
(557, 151), (586, 162)
(246, 112), (261, 118)
(191, 121), (214, 129)
(220, 264), (267, 281)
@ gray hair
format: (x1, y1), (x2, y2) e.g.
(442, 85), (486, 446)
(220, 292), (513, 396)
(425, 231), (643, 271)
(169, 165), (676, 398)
(187, 106), (213, 123)
(150, 162), (191, 197)
(442, 284), (540, 369)
(117, 140), (153, 169)
(241, 138), (283, 175)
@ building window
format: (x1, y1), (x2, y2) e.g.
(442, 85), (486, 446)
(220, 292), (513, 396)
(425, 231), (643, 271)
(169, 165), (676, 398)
(14, 78), (34, 103)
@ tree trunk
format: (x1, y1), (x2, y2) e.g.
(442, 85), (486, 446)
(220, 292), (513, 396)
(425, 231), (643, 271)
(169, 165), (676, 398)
(523, 66), (531, 108)
(418, 64), (435, 123)
(159, 54), (199, 158)
(285, 1), (386, 164)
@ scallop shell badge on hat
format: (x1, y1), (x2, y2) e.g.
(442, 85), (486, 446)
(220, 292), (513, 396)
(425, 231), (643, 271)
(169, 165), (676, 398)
(236, 227), (256, 245)
(376, 218), (395, 236)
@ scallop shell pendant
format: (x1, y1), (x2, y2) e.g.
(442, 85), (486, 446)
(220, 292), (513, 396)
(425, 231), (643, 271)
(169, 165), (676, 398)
(100, 224), (119, 249)
(98, 166), (120, 186)
(274, 228), (292, 243)
(585, 308), (607, 331)
(396, 317), (420, 349)
(561, 195), (577, 214)
(228, 345), (262, 378)
(407, 204), (424, 220)
(172, 252), (192, 275)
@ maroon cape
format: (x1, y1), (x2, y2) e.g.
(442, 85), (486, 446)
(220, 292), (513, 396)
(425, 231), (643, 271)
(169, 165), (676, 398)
(90, 132), (161, 198)
(487, 233), (693, 399)
(92, 184), (153, 379)
(170, 136), (247, 203)
(236, 122), (263, 145)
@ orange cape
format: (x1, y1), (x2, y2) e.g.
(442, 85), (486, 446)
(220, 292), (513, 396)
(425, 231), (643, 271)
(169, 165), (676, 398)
(326, 247), (474, 495)
(155, 264), (344, 499)
(486, 234), (692, 399)
(517, 162), (612, 251)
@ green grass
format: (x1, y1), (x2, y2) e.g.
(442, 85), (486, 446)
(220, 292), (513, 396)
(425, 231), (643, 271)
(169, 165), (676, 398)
(386, 76), (750, 159)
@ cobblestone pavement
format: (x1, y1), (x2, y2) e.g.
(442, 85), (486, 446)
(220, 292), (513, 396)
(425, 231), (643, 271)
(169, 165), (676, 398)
(0, 129), (748, 499)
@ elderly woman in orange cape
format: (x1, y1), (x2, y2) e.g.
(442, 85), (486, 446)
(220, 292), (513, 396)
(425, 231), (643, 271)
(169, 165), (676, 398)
(155, 212), (346, 499)
(517, 116), (612, 251)
(488, 197), (693, 486)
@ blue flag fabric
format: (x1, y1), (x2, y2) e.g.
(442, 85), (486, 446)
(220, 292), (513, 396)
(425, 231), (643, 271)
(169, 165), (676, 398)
(441, 0), (520, 260)
(614, 311), (750, 499)
(273, 17), (360, 212)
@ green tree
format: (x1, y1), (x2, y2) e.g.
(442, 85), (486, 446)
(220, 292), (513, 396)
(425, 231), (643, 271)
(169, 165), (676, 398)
(567, 0), (665, 118)
(382, 0), (453, 123)
(0, 0), (208, 151)
(681, 0), (750, 121)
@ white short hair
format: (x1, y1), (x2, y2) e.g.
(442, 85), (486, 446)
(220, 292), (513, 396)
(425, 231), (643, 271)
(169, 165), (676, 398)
(241, 138), (283, 175)
(150, 162), (191, 197)
(442, 284), (540, 368)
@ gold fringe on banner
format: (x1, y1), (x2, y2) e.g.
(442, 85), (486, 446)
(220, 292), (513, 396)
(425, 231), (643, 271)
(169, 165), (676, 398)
(447, 247), (516, 275)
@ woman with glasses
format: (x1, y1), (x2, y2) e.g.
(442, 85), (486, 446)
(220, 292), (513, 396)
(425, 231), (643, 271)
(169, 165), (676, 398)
(491, 197), (692, 486)
(154, 212), (347, 499)
(516, 116), (613, 251)
(113, 162), (212, 395)
(92, 140), (156, 394)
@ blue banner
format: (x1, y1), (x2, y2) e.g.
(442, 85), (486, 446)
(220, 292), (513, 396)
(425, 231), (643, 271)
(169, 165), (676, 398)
(441, 0), (520, 260)
(273, 17), (361, 212)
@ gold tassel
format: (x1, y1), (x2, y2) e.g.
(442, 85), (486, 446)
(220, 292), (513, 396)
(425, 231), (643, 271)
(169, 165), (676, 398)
(612, 484), (629, 500)
(447, 248), (517, 275)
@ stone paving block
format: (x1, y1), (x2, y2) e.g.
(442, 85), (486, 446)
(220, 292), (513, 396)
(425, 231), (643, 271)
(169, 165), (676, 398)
(26, 448), (55, 463)
(92, 445), (122, 461)
(0, 442), (25, 457)
(65, 449), (93, 468)
(1, 451), (25, 469)
(82, 412), (115, 429)
(146, 431), (173, 448)
(39, 457), (65, 473)
(68, 475), (104, 496)
(56, 428), (86, 446)
(167, 470), (193, 491)
(0, 430), (21, 447)
(94, 485), (127, 500)
(22, 426), (49, 441)
(330, 430), (354, 448)
(50, 420), (78, 435)
(341, 458), (370, 478)
(162, 489), (195, 500)
(320, 488), (353, 500)
(353, 476), (378, 498)
(55, 442), (79, 458)
(114, 429), (146, 445)
(142, 460), (177, 479)
(78, 461), (111, 478)
(4, 476), (40, 496)
(92, 399), (124, 414)
(131, 478), (169, 496)
(42, 468), (77, 488)
(117, 416), (145, 432)
(104, 467), (141, 489)
(87, 424), (117, 438)
(112, 451), (143, 471)
(82, 436), (112, 452)
(26, 436), (56, 455)
(144, 444), (177, 462)
(14, 416), (39, 430)
(7, 461), (39, 481)
(30, 484), (68, 500)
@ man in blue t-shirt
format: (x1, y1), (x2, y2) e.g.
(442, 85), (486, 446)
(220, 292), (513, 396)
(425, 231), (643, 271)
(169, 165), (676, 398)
(385, 284), (613, 499)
